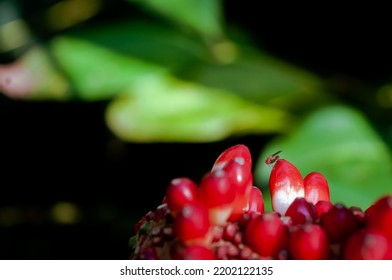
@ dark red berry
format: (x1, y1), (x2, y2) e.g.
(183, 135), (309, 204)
(349, 206), (365, 224)
(223, 223), (237, 241)
(344, 229), (392, 260)
(315, 200), (333, 218)
(244, 212), (288, 258)
(365, 195), (392, 242)
(320, 203), (360, 242)
(289, 223), (329, 260)
(285, 197), (317, 225)
(237, 212), (252, 229)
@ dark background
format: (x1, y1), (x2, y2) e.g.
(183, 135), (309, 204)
(1, 1), (391, 259)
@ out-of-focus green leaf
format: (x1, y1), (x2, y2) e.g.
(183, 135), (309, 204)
(129, 0), (224, 40)
(105, 75), (292, 143)
(180, 46), (331, 112)
(65, 21), (208, 71)
(255, 106), (392, 210)
(50, 36), (167, 101)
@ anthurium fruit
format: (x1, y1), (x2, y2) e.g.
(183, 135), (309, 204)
(269, 159), (305, 215)
(174, 203), (211, 245)
(244, 213), (288, 258)
(129, 144), (392, 260)
(166, 177), (198, 215)
(304, 172), (330, 204)
(247, 186), (264, 214)
(289, 223), (329, 260)
(198, 169), (236, 225)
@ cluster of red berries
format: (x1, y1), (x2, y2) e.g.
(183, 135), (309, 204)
(129, 144), (392, 260)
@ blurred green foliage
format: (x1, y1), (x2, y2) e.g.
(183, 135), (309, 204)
(0, 0), (391, 208)
(256, 106), (392, 210)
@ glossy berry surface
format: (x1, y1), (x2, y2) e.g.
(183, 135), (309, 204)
(344, 229), (392, 260)
(289, 223), (329, 260)
(212, 144), (252, 173)
(315, 200), (333, 218)
(174, 203), (211, 245)
(166, 177), (198, 215)
(320, 203), (360, 242)
(247, 186), (264, 214)
(198, 170), (235, 208)
(365, 195), (392, 241)
(285, 197), (317, 225)
(244, 213), (288, 258)
(223, 158), (253, 221)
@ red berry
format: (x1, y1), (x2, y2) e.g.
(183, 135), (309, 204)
(222, 158), (253, 221)
(320, 203), (360, 242)
(284, 197), (317, 225)
(166, 177), (198, 215)
(289, 223), (329, 260)
(365, 195), (392, 242)
(212, 145), (253, 221)
(198, 169), (236, 225)
(174, 203), (211, 245)
(173, 245), (215, 260)
(303, 172), (330, 204)
(244, 212), (288, 258)
(269, 159), (304, 215)
(223, 223), (237, 241)
(247, 186), (264, 214)
(344, 229), (392, 260)
(212, 144), (252, 173)
(315, 200), (333, 218)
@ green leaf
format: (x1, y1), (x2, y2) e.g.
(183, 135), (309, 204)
(105, 75), (292, 143)
(255, 105), (392, 210)
(50, 36), (167, 101)
(129, 0), (224, 40)
(65, 21), (209, 71)
(180, 45), (330, 112)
